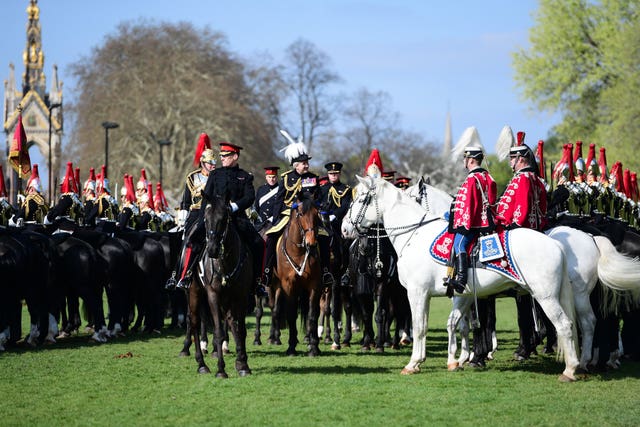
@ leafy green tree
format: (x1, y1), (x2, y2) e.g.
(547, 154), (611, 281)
(513, 0), (640, 171)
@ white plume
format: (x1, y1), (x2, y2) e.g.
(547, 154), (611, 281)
(451, 126), (483, 161)
(279, 129), (308, 164)
(496, 125), (515, 161)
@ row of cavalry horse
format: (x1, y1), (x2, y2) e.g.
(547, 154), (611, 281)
(3, 180), (640, 381)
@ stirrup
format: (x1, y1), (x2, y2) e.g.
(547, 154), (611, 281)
(165, 272), (177, 290)
(322, 271), (335, 287)
(340, 270), (351, 288)
(176, 272), (192, 290)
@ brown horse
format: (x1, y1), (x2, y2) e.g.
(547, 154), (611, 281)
(188, 194), (252, 377)
(272, 191), (322, 356)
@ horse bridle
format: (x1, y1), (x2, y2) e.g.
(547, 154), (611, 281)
(202, 204), (246, 286)
(281, 202), (318, 276)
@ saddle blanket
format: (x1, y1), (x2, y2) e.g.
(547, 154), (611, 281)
(429, 227), (523, 284)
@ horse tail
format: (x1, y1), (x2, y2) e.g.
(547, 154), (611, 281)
(593, 235), (640, 312)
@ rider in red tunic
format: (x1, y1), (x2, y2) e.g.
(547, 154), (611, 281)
(496, 133), (548, 231)
(447, 146), (497, 293)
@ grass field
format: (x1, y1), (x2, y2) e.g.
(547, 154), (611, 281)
(2, 297), (639, 426)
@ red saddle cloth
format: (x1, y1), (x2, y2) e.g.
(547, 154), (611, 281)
(429, 227), (523, 284)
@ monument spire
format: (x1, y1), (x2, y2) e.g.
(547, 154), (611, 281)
(23, 0), (46, 97)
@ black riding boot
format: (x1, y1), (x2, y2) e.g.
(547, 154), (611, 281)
(319, 236), (335, 287)
(176, 244), (200, 289)
(450, 252), (469, 294)
(261, 235), (277, 288)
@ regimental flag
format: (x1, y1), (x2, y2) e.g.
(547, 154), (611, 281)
(8, 113), (31, 177)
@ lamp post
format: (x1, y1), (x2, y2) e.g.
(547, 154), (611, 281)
(48, 102), (62, 204)
(157, 139), (172, 185)
(101, 121), (119, 176)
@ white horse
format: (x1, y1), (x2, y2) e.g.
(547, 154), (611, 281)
(343, 176), (580, 381)
(405, 177), (640, 370)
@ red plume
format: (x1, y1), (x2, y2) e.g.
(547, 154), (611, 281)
(193, 133), (211, 167)
(0, 164), (8, 197)
(535, 140), (546, 180)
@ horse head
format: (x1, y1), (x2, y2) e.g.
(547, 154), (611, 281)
(291, 191), (319, 251)
(204, 194), (230, 258)
(342, 175), (382, 238)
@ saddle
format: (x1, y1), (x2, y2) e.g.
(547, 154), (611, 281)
(429, 227), (523, 284)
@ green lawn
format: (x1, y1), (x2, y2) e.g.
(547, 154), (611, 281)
(2, 297), (639, 426)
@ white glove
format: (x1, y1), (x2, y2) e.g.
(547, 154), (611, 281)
(8, 215), (18, 227)
(176, 209), (188, 227)
(230, 202), (239, 213)
(329, 214), (336, 222)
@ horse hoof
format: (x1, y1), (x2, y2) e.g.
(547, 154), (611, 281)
(558, 374), (576, 382)
(179, 351), (190, 357)
(253, 339), (262, 346)
(447, 362), (459, 371)
(216, 372), (229, 379)
(375, 347), (384, 354)
(341, 342), (351, 348)
(400, 339), (412, 346)
(286, 349), (297, 356)
(198, 366), (211, 374)
(237, 369), (252, 377)
(324, 337), (332, 345)
(331, 343), (341, 351)
(401, 367), (419, 375)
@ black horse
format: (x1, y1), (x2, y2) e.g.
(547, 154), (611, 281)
(187, 194), (252, 377)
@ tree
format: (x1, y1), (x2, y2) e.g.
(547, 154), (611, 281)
(68, 21), (277, 203)
(513, 0), (640, 171)
(281, 38), (341, 153)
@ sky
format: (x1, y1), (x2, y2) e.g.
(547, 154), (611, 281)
(1, 0), (559, 167)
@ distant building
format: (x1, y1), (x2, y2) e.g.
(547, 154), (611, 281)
(3, 0), (63, 203)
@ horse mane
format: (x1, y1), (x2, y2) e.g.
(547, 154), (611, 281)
(294, 191), (316, 215)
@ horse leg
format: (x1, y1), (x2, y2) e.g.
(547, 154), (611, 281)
(205, 287), (227, 378)
(307, 287), (322, 357)
(341, 290), (353, 347)
(268, 288), (282, 345)
(285, 292), (299, 356)
(253, 295), (263, 345)
(330, 284), (343, 350)
(446, 296), (472, 370)
(575, 291), (596, 371)
(534, 294), (580, 381)
(374, 286), (387, 353)
(179, 309), (192, 357)
(402, 287), (430, 375)
(189, 289), (210, 374)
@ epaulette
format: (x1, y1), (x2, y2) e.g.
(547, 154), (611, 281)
(281, 169), (293, 178)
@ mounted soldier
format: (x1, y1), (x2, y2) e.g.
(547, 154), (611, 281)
(252, 166), (280, 231)
(45, 161), (84, 226)
(447, 144), (497, 294)
(136, 182), (157, 231)
(165, 133), (215, 289)
(117, 174), (139, 230)
(395, 176), (411, 190)
(11, 164), (47, 226)
(86, 165), (118, 227)
(319, 161), (352, 286)
(260, 130), (334, 290)
(496, 131), (547, 232)
(153, 183), (175, 231)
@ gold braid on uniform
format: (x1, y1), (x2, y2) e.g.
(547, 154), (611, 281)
(283, 172), (302, 207)
(186, 170), (203, 210)
(25, 193), (47, 220)
(98, 195), (114, 219)
(328, 186), (349, 208)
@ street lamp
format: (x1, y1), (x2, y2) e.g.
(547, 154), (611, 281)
(157, 139), (172, 185)
(101, 121), (119, 176)
(48, 102), (62, 204)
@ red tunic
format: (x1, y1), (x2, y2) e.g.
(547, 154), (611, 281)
(449, 168), (497, 234)
(496, 168), (548, 231)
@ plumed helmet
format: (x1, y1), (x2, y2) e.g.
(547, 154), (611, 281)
(154, 182), (168, 211)
(534, 140), (546, 180)
(26, 164), (42, 193)
(60, 162), (76, 194)
(193, 133), (212, 167)
(84, 167), (97, 193)
(574, 141), (585, 173)
(279, 129), (311, 165)
(598, 147), (609, 183)
(364, 149), (384, 178)
(200, 148), (216, 165)
(137, 169), (148, 191)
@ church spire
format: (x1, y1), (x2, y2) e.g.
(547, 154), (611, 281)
(442, 107), (452, 160)
(22, 0), (46, 97)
